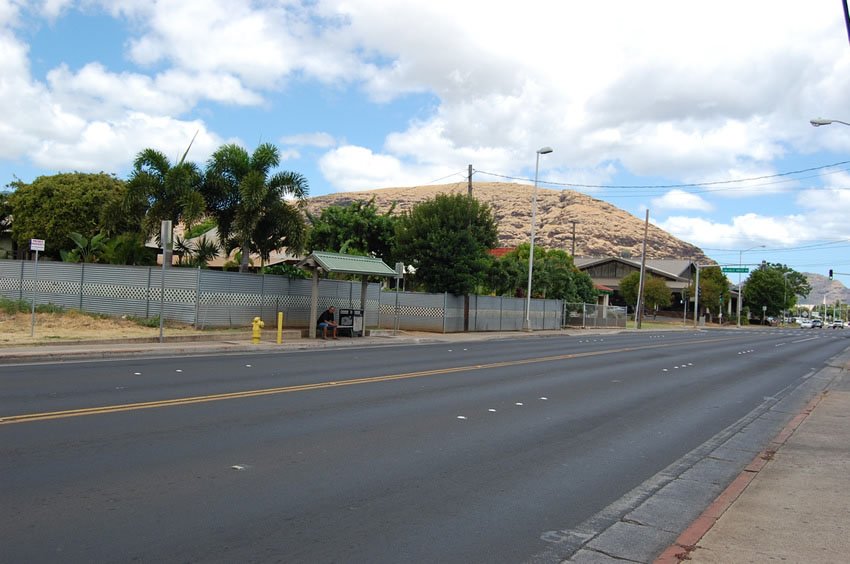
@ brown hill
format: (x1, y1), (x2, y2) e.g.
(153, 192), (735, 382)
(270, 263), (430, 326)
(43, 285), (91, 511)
(802, 273), (850, 305)
(307, 182), (709, 261)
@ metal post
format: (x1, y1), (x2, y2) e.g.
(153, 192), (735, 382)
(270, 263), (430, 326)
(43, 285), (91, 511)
(79, 262), (85, 311)
(524, 147), (552, 330)
(635, 209), (649, 329)
(694, 266), (701, 328)
(159, 220), (172, 343)
(443, 292), (448, 333)
(736, 251), (743, 328)
(194, 267), (202, 327)
(30, 249), (39, 337)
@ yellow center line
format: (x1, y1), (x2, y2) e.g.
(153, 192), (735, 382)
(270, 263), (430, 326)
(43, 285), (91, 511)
(1, 336), (733, 425)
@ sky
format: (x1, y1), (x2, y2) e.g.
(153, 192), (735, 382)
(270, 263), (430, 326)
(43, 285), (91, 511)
(1, 0), (850, 292)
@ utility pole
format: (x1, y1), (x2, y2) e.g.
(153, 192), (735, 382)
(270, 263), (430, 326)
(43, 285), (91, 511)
(464, 164), (473, 331)
(635, 210), (649, 329)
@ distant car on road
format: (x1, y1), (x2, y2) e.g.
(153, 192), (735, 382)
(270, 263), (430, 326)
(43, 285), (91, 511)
(830, 321), (844, 329)
(799, 319), (812, 328)
(811, 319), (824, 328)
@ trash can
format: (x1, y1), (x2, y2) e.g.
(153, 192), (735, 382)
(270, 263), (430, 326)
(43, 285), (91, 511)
(338, 309), (363, 337)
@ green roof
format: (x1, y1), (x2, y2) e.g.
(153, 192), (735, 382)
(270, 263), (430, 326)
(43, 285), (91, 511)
(299, 251), (398, 277)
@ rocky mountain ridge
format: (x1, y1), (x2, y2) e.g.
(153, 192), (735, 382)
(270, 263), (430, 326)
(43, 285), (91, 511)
(801, 272), (850, 305)
(307, 182), (709, 261)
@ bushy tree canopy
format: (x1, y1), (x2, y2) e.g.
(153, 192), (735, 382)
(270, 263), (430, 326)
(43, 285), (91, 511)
(620, 271), (672, 310)
(489, 243), (597, 302)
(8, 173), (126, 259)
(744, 262), (809, 317)
(307, 197), (397, 262)
(395, 194), (498, 295)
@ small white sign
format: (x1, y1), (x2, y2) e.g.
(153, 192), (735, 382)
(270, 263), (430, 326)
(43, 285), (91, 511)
(30, 239), (45, 251)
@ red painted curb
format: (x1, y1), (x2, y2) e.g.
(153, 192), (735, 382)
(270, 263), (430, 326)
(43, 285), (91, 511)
(653, 392), (826, 563)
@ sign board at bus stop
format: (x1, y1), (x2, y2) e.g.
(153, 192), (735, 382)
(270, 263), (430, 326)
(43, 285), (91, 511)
(30, 239), (45, 252)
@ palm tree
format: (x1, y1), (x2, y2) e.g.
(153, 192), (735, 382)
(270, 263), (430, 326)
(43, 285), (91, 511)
(202, 143), (308, 272)
(125, 137), (205, 242)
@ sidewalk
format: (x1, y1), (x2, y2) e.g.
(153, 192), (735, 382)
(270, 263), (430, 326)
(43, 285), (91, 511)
(656, 354), (850, 563)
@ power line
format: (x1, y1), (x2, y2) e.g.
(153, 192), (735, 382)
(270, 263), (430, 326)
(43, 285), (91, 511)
(474, 159), (850, 192)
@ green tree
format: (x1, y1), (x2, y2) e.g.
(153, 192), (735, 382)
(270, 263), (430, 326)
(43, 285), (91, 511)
(620, 272), (672, 311)
(307, 197), (398, 263)
(743, 262), (807, 319)
(125, 145), (204, 240)
(0, 190), (11, 234)
(395, 194), (498, 295)
(8, 173), (126, 259)
(491, 244), (596, 302)
(619, 272), (641, 307)
(694, 266), (730, 320)
(203, 143), (308, 272)
(101, 232), (157, 266)
(191, 235), (221, 268)
(60, 232), (108, 263)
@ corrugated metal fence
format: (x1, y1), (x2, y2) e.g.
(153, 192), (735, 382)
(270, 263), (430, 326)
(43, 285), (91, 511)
(563, 303), (628, 328)
(0, 259), (565, 332)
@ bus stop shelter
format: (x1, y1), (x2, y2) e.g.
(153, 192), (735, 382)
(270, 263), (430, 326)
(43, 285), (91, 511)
(297, 251), (399, 338)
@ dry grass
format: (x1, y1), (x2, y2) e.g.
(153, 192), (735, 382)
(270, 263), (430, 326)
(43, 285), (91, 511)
(0, 310), (210, 345)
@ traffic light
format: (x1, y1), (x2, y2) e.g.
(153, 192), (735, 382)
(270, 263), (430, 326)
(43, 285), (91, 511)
(829, 269), (833, 280)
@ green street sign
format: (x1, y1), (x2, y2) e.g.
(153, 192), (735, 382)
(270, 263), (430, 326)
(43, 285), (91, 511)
(721, 267), (749, 273)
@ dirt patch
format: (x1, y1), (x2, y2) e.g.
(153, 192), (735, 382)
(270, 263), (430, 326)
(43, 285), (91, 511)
(0, 310), (220, 345)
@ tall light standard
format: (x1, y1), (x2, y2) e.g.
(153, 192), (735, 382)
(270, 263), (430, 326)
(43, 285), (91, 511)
(736, 244), (765, 328)
(524, 146), (554, 331)
(810, 117), (850, 127)
(783, 271), (791, 325)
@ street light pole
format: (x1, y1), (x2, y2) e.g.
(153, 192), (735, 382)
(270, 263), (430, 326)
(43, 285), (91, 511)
(524, 146), (553, 331)
(810, 117), (850, 127)
(735, 244), (765, 328)
(783, 271), (791, 325)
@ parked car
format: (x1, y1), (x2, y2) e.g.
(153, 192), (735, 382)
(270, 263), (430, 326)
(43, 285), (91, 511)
(799, 319), (813, 328)
(812, 319), (824, 328)
(831, 321), (845, 329)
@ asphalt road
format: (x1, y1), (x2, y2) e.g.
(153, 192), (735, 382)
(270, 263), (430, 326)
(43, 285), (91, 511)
(2, 328), (848, 563)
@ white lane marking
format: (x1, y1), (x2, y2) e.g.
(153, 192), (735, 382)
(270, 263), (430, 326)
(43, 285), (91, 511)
(662, 368), (668, 372)
(540, 396), (548, 400)
(245, 364), (252, 368)
(231, 464), (247, 471)
(488, 409), (497, 412)
(448, 349), (453, 352)
(515, 402), (524, 406)
(176, 369), (183, 373)
(133, 372), (141, 375)
(457, 415), (467, 420)
(792, 336), (819, 344)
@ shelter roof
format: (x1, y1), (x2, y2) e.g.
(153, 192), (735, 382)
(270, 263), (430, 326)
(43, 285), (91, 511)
(298, 251), (398, 277)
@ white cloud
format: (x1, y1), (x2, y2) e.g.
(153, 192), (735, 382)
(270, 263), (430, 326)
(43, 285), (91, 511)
(318, 145), (462, 191)
(3, 0), (850, 200)
(651, 190), (713, 212)
(281, 132), (337, 148)
(31, 112), (222, 172)
(40, 0), (73, 19)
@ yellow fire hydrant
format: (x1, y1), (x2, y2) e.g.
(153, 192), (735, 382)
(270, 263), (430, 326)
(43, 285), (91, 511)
(251, 316), (265, 344)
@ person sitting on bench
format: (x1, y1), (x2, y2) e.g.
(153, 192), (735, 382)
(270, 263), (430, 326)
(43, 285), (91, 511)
(317, 306), (338, 340)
